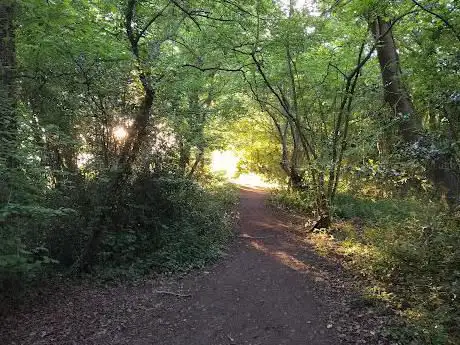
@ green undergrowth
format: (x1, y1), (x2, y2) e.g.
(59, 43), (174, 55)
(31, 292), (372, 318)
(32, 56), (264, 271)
(94, 176), (239, 280)
(269, 188), (316, 214)
(271, 189), (460, 345)
(1, 175), (239, 304)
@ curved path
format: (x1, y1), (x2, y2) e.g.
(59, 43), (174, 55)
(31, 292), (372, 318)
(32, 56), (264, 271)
(2, 188), (384, 345)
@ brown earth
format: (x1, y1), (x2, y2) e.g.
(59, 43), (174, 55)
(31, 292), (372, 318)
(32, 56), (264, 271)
(1, 187), (393, 345)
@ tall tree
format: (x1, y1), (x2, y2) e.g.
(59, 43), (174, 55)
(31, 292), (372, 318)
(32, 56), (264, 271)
(368, 6), (460, 205)
(370, 16), (422, 143)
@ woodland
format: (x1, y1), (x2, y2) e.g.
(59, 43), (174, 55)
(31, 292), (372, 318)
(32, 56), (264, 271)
(0, 0), (459, 343)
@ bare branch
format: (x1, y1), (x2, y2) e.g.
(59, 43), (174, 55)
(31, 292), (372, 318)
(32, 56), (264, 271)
(328, 63), (347, 79)
(182, 63), (253, 72)
(222, 0), (256, 17)
(170, 0), (202, 30)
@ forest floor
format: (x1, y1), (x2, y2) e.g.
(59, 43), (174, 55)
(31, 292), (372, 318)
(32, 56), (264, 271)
(1, 187), (397, 345)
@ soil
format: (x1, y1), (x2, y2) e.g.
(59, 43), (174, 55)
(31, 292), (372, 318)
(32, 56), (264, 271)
(1, 187), (393, 345)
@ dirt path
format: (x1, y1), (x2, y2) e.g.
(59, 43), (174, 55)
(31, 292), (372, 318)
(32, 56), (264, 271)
(2, 188), (387, 345)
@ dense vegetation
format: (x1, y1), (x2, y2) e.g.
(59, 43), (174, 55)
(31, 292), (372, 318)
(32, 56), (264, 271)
(1, 0), (459, 343)
(0, 0), (242, 302)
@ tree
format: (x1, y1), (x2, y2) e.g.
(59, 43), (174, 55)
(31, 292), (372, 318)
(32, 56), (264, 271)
(230, 1), (376, 226)
(367, 3), (460, 205)
(370, 15), (421, 143)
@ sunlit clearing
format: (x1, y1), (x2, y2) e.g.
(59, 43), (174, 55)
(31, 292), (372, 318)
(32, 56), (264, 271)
(211, 150), (239, 178)
(231, 173), (279, 189)
(113, 126), (128, 141)
(211, 150), (279, 188)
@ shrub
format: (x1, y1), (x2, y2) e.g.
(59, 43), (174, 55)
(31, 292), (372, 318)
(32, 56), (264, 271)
(0, 204), (66, 306)
(333, 194), (460, 344)
(269, 188), (315, 213)
(271, 189), (460, 344)
(95, 175), (238, 279)
(1, 171), (238, 299)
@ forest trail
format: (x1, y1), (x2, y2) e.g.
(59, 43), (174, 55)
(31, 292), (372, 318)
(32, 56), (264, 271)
(2, 188), (377, 345)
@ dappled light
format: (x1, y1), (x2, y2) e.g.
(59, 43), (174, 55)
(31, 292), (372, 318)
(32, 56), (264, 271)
(252, 220), (289, 230)
(249, 240), (311, 272)
(2, 0), (459, 344)
(77, 152), (94, 169)
(113, 126), (128, 141)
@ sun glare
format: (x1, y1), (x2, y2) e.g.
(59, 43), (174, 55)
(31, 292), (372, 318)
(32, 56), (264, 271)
(211, 150), (238, 178)
(113, 126), (128, 141)
(231, 173), (278, 189)
(210, 150), (279, 188)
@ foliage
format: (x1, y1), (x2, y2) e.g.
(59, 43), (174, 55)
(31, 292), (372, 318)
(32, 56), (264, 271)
(96, 177), (238, 279)
(1, 174), (237, 296)
(0, 203), (69, 301)
(271, 189), (460, 344)
(334, 194), (460, 344)
(222, 113), (287, 183)
(1, 0), (244, 299)
(269, 188), (316, 214)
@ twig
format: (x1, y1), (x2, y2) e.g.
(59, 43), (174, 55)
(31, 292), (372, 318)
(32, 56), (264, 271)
(153, 290), (192, 297)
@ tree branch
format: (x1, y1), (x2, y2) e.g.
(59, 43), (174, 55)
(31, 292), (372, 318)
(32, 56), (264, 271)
(410, 0), (460, 42)
(182, 63), (253, 72)
(170, 0), (202, 30)
(136, 2), (171, 44)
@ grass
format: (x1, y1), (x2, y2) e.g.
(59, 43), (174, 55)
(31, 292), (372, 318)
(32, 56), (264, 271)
(271, 188), (460, 345)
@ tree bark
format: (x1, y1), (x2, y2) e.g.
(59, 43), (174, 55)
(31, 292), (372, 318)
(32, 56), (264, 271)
(288, 122), (304, 191)
(370, 17), (422, 143)
(187, 146), (204, 179)
(178, 139), (190, 175)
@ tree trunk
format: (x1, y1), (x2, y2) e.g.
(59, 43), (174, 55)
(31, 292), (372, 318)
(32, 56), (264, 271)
(74, 85), (155, 272)
(187, 146), (204, 179)
(288, 121), (305, 191)
(311, 172), (331, 229)
(289, 168), (303, 191)
(371, 16), (460, 205)
(178, 139), (190, 175)
(370, 17), (422, 142)
(0, 1), (17, 170)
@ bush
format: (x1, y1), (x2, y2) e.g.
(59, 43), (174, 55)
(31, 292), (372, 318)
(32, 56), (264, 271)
(95, 175), (238, 279)
(1, 171), (238, 301)
(0, 204), (66, 305)
(332, 193), (426, 222)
